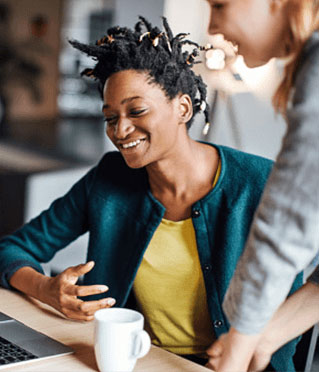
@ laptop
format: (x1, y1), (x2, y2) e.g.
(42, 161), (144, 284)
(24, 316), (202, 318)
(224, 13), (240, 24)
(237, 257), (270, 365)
(0, 311), (73, 369)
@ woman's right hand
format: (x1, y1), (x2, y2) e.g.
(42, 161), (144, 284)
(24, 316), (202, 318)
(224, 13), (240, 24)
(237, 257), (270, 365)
(10, 261), (116, 321)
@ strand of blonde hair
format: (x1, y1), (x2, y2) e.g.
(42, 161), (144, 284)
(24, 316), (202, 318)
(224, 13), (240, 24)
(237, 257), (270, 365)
(273, 0), (319, 115)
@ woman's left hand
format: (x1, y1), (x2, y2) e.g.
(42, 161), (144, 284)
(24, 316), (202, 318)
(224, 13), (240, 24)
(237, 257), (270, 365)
(206, 328), (263, 372)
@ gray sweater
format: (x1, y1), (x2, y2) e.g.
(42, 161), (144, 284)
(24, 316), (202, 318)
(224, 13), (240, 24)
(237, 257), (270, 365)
(223, 32), (319, 334)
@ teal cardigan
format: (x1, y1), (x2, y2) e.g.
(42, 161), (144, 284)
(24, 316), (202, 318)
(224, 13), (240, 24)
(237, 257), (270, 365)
(0, 144), (302, 371)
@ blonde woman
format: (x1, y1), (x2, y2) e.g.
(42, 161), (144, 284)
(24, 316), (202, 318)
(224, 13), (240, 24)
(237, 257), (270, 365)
(205, 0), (319, 370)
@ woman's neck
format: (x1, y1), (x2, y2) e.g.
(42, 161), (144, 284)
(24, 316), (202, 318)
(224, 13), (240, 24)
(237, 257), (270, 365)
(146, 139), (219, 220)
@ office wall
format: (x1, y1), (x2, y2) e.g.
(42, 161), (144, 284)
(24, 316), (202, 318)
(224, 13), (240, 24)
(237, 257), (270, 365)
(114, 0), (164, 28)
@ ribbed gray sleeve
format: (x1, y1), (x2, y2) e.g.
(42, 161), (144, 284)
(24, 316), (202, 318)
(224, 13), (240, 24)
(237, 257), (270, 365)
(223, 34), (319, 334)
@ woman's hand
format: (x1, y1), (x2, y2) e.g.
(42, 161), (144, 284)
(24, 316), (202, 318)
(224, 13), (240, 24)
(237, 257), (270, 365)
(42, 261), (116, 321)
(206, 281), (319, 371)
(10, 261), (116, 321)
(206, 332), (271, 371)
(206, 328), (262, 372)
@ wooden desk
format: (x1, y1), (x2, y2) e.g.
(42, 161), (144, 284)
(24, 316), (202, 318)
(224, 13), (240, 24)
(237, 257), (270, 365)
(0, 288), (209, 371)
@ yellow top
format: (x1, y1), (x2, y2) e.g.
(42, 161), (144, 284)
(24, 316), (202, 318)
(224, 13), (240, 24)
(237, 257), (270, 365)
(133, 161), (221, 355)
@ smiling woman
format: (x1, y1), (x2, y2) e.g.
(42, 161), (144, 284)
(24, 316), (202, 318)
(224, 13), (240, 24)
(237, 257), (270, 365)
(0, 16), (303, 371)
(103, 70), (190, 170)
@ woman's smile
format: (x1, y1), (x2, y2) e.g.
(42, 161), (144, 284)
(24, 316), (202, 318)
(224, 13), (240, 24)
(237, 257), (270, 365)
(117, 138), (148, 158)
(118, 138), (147, 150)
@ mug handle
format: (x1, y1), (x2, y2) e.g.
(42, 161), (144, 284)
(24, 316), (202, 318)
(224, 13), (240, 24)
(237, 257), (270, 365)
(132, 330), (151, 359)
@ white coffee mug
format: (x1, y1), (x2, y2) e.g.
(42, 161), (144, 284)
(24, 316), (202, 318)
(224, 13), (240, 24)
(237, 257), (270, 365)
(94, 308), (151, 372)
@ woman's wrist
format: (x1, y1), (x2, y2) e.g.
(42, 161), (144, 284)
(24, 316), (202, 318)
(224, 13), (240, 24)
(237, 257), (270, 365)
(257, 282), (319, 356)
(10, 266), (50, 303)
(254, 326), (280, 359)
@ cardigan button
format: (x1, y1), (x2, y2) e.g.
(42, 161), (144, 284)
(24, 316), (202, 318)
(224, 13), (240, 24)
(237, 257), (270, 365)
(191, 209), (201, 218)
(213, 320), (224, 328)
(204, 264), (212, 271)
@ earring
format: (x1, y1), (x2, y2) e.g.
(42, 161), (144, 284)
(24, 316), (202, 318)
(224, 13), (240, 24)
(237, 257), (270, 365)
(202, 122), (211, 136)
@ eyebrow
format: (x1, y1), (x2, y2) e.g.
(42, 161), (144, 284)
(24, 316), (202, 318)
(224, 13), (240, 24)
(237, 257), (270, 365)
(102, 96), (142, 110)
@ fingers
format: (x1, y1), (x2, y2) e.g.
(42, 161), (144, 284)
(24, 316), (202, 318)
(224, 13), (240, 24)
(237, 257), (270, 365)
(65, 261), (95, 278)
(75, 261), (95, 275)
(57, 262), (96, 287)
(75, 297), (116, 314)
(46, 261), (116, 321)
(62, 310), (95, 322)
(65, 284), (109, 297)
(207, 338), (224, 357)
(206, 359), (218, 371)
(205, 336), (225, 371)
(60, 281), (115, 320)
(61, 297), (116, 321)
(78, 297), (116, 315)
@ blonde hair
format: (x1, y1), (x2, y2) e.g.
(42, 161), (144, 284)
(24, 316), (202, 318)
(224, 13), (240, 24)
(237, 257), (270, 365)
(273, 0), (319, 114)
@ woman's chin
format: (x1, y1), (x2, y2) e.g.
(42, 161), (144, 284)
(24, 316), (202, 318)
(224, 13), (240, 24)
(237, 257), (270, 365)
(243, 55), (269, 69)
(121, 155), (146, 169)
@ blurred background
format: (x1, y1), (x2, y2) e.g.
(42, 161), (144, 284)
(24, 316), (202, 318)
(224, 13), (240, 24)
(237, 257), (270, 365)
(0, 0), (286, 273)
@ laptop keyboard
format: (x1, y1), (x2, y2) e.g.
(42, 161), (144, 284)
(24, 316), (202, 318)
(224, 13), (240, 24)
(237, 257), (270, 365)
(0, 336), (37, 365)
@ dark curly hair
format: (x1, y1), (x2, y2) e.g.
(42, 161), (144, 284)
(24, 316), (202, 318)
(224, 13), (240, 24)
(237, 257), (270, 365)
(69, 16), (211, 129)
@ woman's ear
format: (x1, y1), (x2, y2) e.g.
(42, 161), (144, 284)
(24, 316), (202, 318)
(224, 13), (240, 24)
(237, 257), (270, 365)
(178, 94), (193, 125)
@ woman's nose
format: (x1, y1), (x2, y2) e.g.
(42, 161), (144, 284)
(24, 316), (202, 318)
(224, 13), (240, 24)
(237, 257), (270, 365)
(114, 117), (135, 139)
(207, 10), (219, 35)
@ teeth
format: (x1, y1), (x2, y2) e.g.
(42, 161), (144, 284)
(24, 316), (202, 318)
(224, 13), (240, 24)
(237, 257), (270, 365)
(122, 139), (141, 149)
